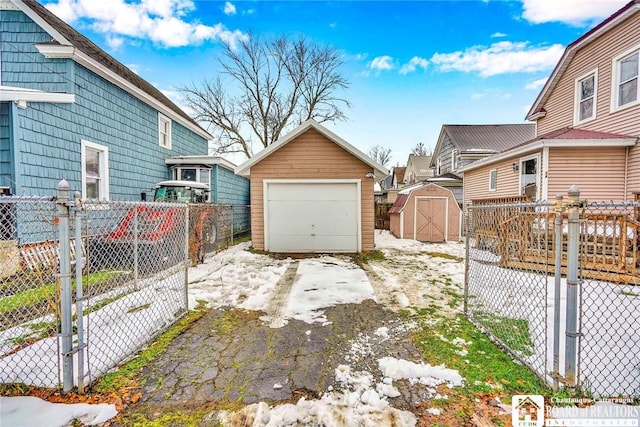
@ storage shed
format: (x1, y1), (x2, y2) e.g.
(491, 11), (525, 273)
(389, 183), (461, 242)
(235, 120), (388, 253)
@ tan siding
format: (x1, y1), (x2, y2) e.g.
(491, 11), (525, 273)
(389, 213), (400, 238)
(249, 128), (375, 251)
(463, 157), (526, 206)
(547, 147), (626, 201)
(538, 13), (640, 137)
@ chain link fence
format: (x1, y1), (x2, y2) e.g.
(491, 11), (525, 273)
(465, 194), (640, 398)
(465, 200), (553, 386)
(0, 184), (251, 392)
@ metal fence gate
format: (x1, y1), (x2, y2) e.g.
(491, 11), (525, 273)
(465, 187), (640, 398)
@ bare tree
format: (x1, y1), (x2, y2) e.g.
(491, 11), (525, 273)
(411, 142), (431, 156)
(369, 145), (392, 166)
(179, 34), (351, 158)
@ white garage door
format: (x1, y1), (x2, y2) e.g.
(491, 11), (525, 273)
(265, 181), (360, 252)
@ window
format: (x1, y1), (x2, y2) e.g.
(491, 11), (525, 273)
(81, 140), (109, 200)
(158, 113), (172, 149)
(436, 158), (442, 176)
(575, 70), (597, 123)
(613, 46), (640, 109)
(489, 169), (497, 191)
(451, 149), (458, 171)
(520, 155), (539, 200)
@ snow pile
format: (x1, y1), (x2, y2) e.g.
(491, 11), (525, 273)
(221, 364), (417, 427)
(0, 396), (117, 427)
(222, 358), (464, 427)
(378, 357), (464, 388)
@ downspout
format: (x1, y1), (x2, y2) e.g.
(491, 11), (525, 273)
(9, 102), (22, 195)
(624, 146), (629, 201)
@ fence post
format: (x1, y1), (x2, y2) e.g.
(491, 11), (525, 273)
(56, 180), (74, 392)
(552, 194), (564, 391)
(565, 185), (581, 388)
(463, 205), (471, 315)
(73, 191), (85, 393)
(184, 204), (190, 311)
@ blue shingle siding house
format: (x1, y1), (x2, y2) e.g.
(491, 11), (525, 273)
(0, 0), (213, 199)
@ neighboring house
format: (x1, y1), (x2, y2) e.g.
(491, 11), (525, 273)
(164, 156), (249, 205)
(0, 0), (212, 200)
(462, 0), (640, 204)
(429, 124), (536, 204)
(403, 155), (433, 185)
(235, 119), (388, 253)
(391, 166), (406, 188)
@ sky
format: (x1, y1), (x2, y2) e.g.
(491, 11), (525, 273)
(41, 0), (630, 167)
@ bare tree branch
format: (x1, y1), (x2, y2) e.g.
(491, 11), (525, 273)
(411, 142), (431, 156)
(368, 145), (393, 167)
(178, 34), (350, 158)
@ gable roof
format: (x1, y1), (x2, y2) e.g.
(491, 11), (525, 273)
(431, 124), (536, 167)
(10, 0), (212, 140)
(460, 127), (637, 172)
(405, 155), (433, 180)
(234, 119), (389, 178)
(526, 0), (640, 120)
(392, 167), (406, 183)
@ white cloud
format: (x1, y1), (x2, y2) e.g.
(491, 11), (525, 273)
(525, 77), (548, 90)
(370, 55), (395, 71)
(223, 1), (236, 15)
(105, 35), (124, 50)
(470, 89), (512, 101)
(399, 56), (428, 75)
(329, 22), (337, 29)
(430, 41), (564, 77)
(44, 0), (247, 49)
(491, 32), (507, 38)
(521, 0), (628, 26)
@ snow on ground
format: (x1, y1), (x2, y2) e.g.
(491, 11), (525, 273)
(280, 256), (375, 325)
(0, 396), (117, 427)
(0, 270), (185, 388)
(219, 359), (464, 427)
(366, 230), (466, 314)
(468, 248), (640, 397)
(2, 233), (469, 427)
(187, 241), (290, 311)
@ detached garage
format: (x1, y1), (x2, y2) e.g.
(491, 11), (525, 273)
(235, 120), (388, 253)
(389, 183), (461, 243)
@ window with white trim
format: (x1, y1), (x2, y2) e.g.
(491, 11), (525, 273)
(436, 157), (442, 176)
(451, 149), (458, 171)
(575, 70), (596, 123)
(158, 113), (172, 149)
(613, 47), (639, 109)
(489, 169), (497, 191)
(81, 140), (109, 200)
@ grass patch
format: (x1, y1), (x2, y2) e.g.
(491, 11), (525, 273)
(0, 270), (125, 317)
(359, 250), (385, 264)
(422, 251), (464, 262)
(620, 290), (640, 298)
(121, 409), (218, 427)
(413, 313), (547, 397)
(473, 313), (534, 356)
(93, 302), (208, 394)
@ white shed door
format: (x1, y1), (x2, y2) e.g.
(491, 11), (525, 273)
(266, 182), (359, 252)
